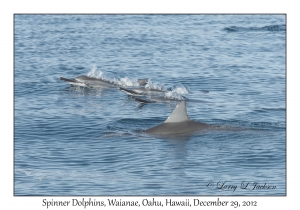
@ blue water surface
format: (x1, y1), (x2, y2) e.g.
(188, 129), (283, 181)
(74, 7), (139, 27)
(14, 15), (286, 196)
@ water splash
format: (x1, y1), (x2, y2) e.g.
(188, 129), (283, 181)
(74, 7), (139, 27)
(170, 84), (190, 94)
(164, 91), (186, 100)
(164, 84), (190, 100)
(119, 77), (140, 87)
(87, 65), (140, 87)
(145, 79), (166, 91)
(87, 65), (105, 79)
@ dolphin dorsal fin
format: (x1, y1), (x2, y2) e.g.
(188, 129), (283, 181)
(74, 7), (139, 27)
(164, 101), (190, 123)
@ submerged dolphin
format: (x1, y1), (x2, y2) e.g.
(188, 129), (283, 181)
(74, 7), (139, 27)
(119, 86), (165, 96)
(145, 100), (221, 135)
(119, 86), (192, 103)
(60, 75), (149, 88)
(134, 95), (188, 103)
(120, 86), (208, 103)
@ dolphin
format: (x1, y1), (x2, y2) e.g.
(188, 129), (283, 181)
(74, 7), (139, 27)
(145, 100), (220, 135)
(119, 86), (192, 103)
(71, 75), (117, 88)
(134, 95), (188, 103)
(60, 75), (149, 88)
(120, 86), (208, 103)
(119, 86), (165, 97)
(144, 101), (245, 135)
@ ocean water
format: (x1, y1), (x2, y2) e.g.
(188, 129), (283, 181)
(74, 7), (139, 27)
(14, 14), (286, 196)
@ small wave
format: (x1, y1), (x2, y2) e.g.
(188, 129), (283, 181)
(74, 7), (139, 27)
(87, 65), (140, 87)
(223, 24), (286, 32)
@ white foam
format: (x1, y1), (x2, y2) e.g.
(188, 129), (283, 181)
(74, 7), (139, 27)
(170, 84), (190, 94)
(164, 84), (190, 100)
(87, 65), (140, 87)
(119, 77), (140, 87)
(164, 91), (186, 100)
(87, 65), (105, 79)
(145, 79), (166, 91)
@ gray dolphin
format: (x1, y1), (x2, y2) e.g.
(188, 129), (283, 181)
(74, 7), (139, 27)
(134, 95), (188, 103)
(60, 75), (149, 88)
(145, 101), (245, 135)
(145, 101), (221, 135)
(119, 86), (165, 96)
(120, 87), (208, 103)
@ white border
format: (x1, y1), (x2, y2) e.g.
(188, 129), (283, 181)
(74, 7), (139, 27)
(2, 0), (297, 209)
